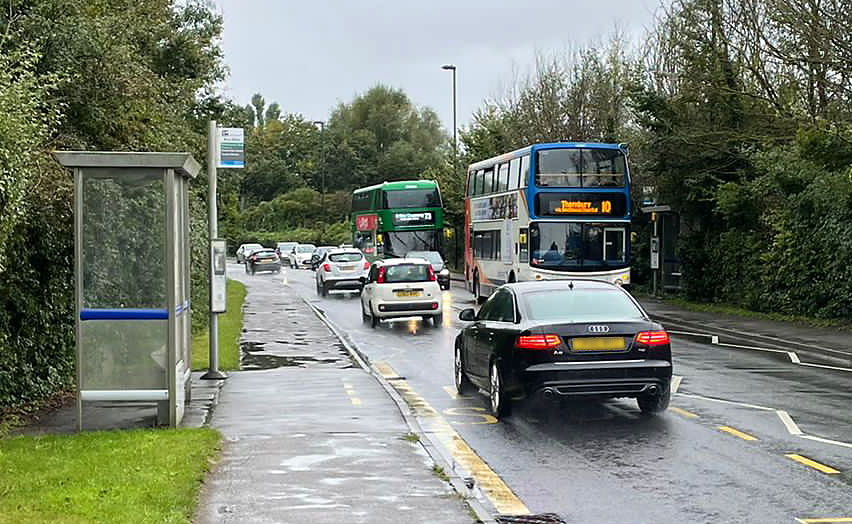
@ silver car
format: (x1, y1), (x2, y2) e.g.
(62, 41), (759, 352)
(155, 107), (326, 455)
(315, 249), (369, 297)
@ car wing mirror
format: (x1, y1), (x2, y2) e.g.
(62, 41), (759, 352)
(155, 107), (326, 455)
(458, 308), (476, 322)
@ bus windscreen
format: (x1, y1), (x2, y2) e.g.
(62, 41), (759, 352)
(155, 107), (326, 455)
(383, 189), (441, 209)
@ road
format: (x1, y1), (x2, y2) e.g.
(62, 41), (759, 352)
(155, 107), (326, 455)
(243, 264), (852, 524)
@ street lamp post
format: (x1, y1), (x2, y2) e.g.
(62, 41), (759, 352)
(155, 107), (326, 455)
(313, 120), (325, 208)
(441, 64), (457, 160)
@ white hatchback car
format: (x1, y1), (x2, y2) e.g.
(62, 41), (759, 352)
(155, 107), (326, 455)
(315, 249), (369, 296)
(288, 244), (316, 269)
(360, 258), (443, 328)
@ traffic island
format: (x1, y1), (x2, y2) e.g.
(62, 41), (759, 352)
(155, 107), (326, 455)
(0, 428), (220, 524)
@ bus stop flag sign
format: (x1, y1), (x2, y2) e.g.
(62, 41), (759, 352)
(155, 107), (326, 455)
(218, 128), (244, 168)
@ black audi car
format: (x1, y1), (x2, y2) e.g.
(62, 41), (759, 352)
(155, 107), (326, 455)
(454, 280), (672, 419)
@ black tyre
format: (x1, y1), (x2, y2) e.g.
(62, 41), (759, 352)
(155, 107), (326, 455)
(250, 266), (256, 276)
(454, 344), (472, 395)
(320, 282), (328, 297)
(431, 313), (443, 327)
(370, 303), (379, 329)
(637, 386), (671, 414)
(361, 302), (370, 324)
(489, 360), (511, 419)
(244, 263), (249, 274)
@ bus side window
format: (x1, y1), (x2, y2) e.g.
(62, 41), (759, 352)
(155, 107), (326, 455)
(519, 228), (529, 263)
(483, 167), (494, 194)
(466, 171), (473, 196)
(475, 170), (484, 196)
(509, 157), (521, 189)
(520, 155), (530, 188)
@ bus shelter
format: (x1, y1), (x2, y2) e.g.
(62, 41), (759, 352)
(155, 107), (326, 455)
(54, 152), (200, 429)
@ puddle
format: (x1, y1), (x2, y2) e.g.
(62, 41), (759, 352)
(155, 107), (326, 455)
(240, 341), (354, 371)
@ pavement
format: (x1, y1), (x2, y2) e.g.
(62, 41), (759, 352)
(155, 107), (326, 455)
(194, 264), (477, 524)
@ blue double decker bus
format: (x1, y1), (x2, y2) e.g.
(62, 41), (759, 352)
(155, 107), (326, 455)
(463, 142), (632, 302)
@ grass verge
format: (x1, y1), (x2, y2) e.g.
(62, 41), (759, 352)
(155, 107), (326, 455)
(192, 279), (246, 371)
(0, 428), (220, 524)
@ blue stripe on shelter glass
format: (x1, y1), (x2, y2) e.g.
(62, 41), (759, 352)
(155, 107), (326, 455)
(80, 309), (169, 321)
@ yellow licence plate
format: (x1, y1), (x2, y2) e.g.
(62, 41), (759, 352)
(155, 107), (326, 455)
(395, 290), (421, 297)
(571, 337), (626, 351)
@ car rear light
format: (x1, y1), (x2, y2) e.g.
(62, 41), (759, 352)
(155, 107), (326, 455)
(515, 334), (562, 349)
(376, 266), (387, 284)
(363, 261), (370, 270)
(427, 265), (437, 281)
(635, 331), (670, 346)
(322, 263), (331, 272)
(430, 302), (438, 310)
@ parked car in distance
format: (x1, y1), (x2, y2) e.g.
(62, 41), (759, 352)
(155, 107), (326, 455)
(276, 241), (297, 258)
(245, 248), (281, 275)
(288, 244), (316, 269)
(309, 246), (337, 270)
(454, 280), (672, 419)
(406, 251), (450, 290)
(315, 249), (370, 296)
(236, 243), (264, 264)
(360, 258), (443, 328)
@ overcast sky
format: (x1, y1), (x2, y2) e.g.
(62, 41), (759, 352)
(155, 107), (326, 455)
(216, 1), (662, 132)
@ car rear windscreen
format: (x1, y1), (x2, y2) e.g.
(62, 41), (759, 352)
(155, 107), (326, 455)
(329, 253), (362, 262)
(384, 264), (430, 283)
(522, 289), (644, 322)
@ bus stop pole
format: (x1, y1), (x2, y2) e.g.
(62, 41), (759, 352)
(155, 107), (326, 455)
(203, 120), (227, 380)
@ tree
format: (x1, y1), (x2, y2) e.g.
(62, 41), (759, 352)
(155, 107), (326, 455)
(321, 85), (447, 192)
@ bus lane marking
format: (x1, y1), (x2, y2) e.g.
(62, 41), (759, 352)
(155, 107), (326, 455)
(785, 454), (840, 475)
(376, 361), (529, 516)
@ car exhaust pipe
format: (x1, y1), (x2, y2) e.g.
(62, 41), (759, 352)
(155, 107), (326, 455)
(541, 388), (556, 401)
(646, 385), (659, 395)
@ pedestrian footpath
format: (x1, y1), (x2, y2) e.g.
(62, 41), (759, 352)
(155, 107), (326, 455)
(195, 271), (475, 524)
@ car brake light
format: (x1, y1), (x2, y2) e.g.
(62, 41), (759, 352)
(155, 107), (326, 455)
(322, 263), (331, 272)
(376, 266), (387, 283)
(427, 265), (437, 281)
(515, 334), (561, 349)
(635, 331), (670, 346)
(363, 261), (370, 270)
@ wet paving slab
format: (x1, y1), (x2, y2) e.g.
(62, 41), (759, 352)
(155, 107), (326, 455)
(236, 269), (356, 371)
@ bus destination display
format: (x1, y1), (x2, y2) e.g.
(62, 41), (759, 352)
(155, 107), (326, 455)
(535, 193), (626, 217)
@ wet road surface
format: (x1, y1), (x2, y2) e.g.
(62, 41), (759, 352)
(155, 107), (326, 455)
(262, 265), (852, 523)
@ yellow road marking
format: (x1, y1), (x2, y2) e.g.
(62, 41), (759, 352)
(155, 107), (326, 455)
(376, 361), (529, 515)
(443, 385), (459, 400)
(669, 407), (698, 419)
(442, 407), (498, 425)
(718, 425), (758, 441)
(786, 454), (840, 475)
(350, 397), (362, 406)
(797, 519), (852, 523)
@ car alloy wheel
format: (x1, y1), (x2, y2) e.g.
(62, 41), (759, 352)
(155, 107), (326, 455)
(489, 360), (510, 419)
(454, 345), (470, 395)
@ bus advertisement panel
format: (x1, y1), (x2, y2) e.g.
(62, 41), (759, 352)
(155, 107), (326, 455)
(464, 142), (631, 302)
(351, 180), (444, 260)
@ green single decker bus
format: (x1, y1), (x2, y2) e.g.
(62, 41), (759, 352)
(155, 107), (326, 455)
(351, 180), (444, 259)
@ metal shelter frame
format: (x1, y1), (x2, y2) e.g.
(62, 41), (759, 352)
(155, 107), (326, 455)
(54, 152), (200, 430)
